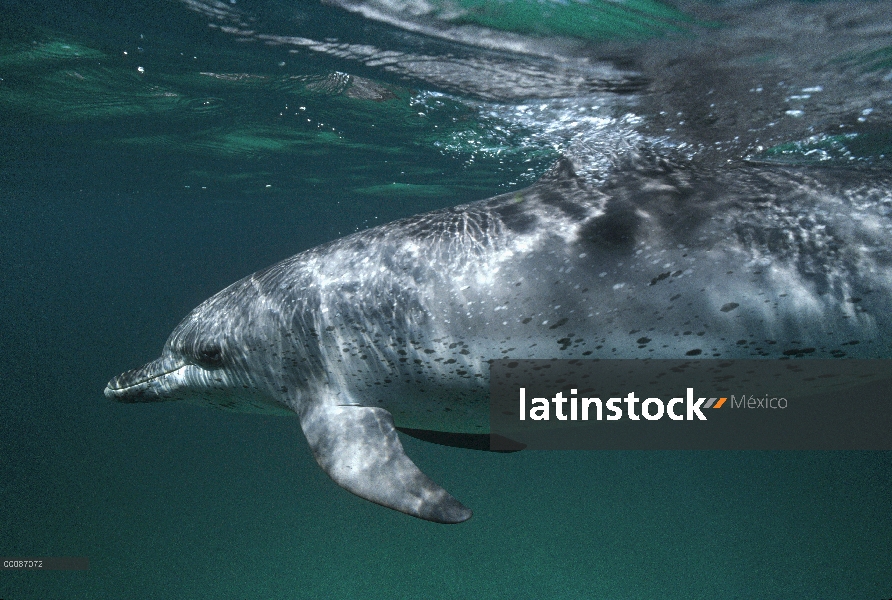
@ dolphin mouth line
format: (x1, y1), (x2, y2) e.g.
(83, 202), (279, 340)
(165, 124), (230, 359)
(106, 366), (181, 391)
(104, 357), (187, 396)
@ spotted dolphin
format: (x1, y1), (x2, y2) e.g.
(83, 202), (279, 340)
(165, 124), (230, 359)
(105, 158), (891, 522)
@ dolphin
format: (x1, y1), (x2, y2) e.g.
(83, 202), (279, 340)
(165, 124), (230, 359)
(105, 158), (891, 522)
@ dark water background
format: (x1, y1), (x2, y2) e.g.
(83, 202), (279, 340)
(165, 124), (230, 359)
(2, 0), (891, 597)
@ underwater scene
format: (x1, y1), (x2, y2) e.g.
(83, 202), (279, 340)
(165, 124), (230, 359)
(2, 0), (891, 597)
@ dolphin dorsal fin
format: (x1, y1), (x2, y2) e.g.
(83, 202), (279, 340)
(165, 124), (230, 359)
(536, 157), (580, 185)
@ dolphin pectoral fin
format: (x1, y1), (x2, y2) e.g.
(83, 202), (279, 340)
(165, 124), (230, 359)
(299, 404), (473, 524)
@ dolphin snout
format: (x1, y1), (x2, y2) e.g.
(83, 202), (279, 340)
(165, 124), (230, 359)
(104, 356), (185, 402)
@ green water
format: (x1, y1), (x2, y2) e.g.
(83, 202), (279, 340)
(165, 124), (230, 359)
(1, 0), (891, 597)
(437, 0), (704, 40)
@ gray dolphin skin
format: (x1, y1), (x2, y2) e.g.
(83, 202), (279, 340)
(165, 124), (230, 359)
(105, 158), (892, 523)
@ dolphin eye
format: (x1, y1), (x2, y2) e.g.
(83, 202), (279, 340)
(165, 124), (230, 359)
(195, 344), (224, 368)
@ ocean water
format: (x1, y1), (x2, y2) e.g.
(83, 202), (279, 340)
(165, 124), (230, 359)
(1, 0), (891, 597)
